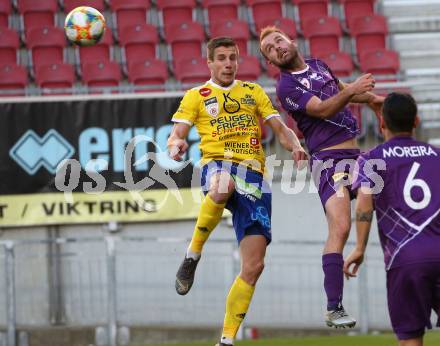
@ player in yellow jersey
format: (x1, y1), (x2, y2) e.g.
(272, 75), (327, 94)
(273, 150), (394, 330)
(167, 37), (307, 346)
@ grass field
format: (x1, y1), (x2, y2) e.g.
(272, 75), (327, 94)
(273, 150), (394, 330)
(145, 332), (440, 346)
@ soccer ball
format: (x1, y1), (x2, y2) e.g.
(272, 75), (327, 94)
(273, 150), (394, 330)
(64, 6), (106, 46)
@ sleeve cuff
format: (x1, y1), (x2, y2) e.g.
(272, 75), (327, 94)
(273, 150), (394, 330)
(172, 118), (193, 126)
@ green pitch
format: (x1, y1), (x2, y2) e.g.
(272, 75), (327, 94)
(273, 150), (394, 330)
(144, 332), (440, 346)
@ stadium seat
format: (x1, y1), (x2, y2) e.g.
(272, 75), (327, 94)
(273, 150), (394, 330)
(265, 60), (280, 79)
(338, 0), (375, 30)
(209, 19), (250, 55)
(285, 113), (304, 139)
(302, 16), (342, 57)
(119, 23), (158, 66)
(174, 57), (210, 84)
(63, 0), (106, 13)
(127, 58), (168, 92)
(0, 0), (11, 27)
(0, 27), (20, 65)
(359, 49), (400, 81)
(76, 28), (114, 70)
(157, 0), (196, 37)
(18, 0), (58, 31)
(292, 0), (329, 25)
(166, 21), (205, 69)
(350, 15), (388, 57)
(26, 26), (66, 71)
(202, 0), (240, 25)
(236, 54), (261, 81)
(110, 0), (150, 32)
(81, 60), (122, 92)
(317, 51), (354, 78)
(246, 0), (283, 34)
(35, 63), (75, 95)
(0, 63), (28, 96)
(257, 17), (297, 40)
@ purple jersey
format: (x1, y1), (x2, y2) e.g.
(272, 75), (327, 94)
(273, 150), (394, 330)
(352, 136), (440, 270)
(276, 58), (359, 154)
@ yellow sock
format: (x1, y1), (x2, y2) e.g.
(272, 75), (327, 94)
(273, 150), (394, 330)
(188, 194), (225, 254)
(222, 276), (255, 340)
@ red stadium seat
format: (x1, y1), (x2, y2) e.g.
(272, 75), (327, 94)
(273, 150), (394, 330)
(35, 63), (75, 94)
(157, 0), (196, 37)
(209, 19), (250, 55)
(128, 58), (168, 92)
(359, 49), (399, 81)
(317, 51), (354, 78)
(257, 17), (297, 40)
(246, 0), (283, 33)
(166, 21), (205, 69)
(0, 27), (20, 65)
(338, 0), (375, 30)
(292, 0), (329, 25)
(350, 15), (387, 57)
(174, 57), (210, 84)
(0, 0), (12, 27)
(110, 0), (150, 31)
(18, 0), (58, 31)
(64, 0), (106, 13)
(81, 60), (122, 91)
(236, 54), (261, 81)
(0, 64), (28, 96)
(285, 114), (304, 139)
(77, 28), (114, 67)
(202, 0), (240, 25)
(302, 16), (342, 57)
(26, 26), (66, 71)
(119, 23), (158, 65)
(265, 60), (280, 79)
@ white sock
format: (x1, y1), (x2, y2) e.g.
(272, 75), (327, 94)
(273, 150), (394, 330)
(220, 336), (234, 345)
(186, 249), (201, 260)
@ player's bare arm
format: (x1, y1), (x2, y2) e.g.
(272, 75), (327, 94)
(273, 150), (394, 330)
(339, 80), (385, 118)
(305, 74), (376, 119)
(266, 117), (308, 168)
(343, 187), (374, 279)
(167, 122), (190, 161)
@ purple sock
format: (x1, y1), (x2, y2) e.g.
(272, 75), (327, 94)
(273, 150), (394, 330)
(322, 253), (344, 311)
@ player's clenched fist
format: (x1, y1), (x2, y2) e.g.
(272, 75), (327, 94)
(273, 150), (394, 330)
(167, 138), (188, 161)
(348, 73), (376, 95)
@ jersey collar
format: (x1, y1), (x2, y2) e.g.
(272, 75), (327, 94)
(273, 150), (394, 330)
(207, 79), (237, 90)
(290, 65), (309, 75)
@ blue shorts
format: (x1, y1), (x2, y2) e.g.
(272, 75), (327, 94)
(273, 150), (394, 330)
(200, 160), (272, 245)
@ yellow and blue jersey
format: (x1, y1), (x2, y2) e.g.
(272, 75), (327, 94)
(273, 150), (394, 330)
(172, 79), (280, 173)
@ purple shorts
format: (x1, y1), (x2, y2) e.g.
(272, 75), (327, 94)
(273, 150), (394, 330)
(310, 148), (360, 208)
(387, 262), (440, 340)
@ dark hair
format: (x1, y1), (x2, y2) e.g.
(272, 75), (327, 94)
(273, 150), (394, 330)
(206, 37), (238, 61)
(382, 92), (418, 133)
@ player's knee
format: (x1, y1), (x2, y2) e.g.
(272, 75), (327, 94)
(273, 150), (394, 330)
(242, 261), (265, 284)
(208, 173), (235, 203)
(329, 223), (350, 242)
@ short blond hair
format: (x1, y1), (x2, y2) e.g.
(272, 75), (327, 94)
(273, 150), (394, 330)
(259, 26), (290, 43)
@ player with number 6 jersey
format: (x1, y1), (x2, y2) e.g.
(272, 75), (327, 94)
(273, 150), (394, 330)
(345, 92), (440, 346)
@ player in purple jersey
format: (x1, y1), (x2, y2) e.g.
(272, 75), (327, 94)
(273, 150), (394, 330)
(344, 92), (440, 346)
(259, 26), (386, 328)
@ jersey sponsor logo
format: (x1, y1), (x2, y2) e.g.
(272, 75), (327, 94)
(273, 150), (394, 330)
(285, 97), (299, 110)
(382, 145), (437, 158)
(299, 78), (310, 89)
(223, 92), (241, 114)
(310, 72), (324, 81)
(250, 206), (270, 228)
(241, 83), (255, 90)
(204, 97), (219, 117)
(199, 87), (212, 97)
(241, 94), (256, 106)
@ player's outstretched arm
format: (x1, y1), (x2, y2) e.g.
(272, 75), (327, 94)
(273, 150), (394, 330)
(266, 116), (308, 169)
(343, 186), (374, 279)
(306, 74), (376, 119)
(167, 122), (190, 161)
(339, 80), (385, 118)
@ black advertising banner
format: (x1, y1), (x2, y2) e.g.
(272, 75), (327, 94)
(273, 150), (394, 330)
(0, 97), (203, 226)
